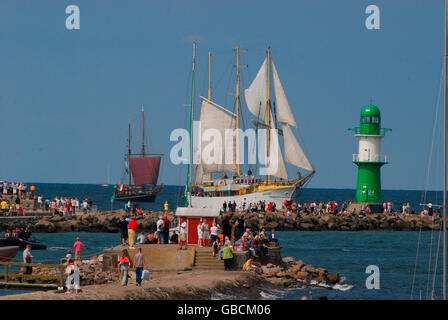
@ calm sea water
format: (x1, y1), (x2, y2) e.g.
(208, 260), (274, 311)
(0, 184), (444, 299)
(0, 231), (442, 300)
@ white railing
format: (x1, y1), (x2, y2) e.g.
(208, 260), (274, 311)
(353, 154), (388, 163)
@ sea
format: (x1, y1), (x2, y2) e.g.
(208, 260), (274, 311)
(0, 183), (445, 300)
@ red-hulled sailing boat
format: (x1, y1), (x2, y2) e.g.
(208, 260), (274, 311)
(112, 107), (163, 203)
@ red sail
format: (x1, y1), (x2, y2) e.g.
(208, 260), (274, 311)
(129, 157), (161, 186)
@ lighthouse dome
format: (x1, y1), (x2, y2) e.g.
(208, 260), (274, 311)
(360, 105), (380, 118)
(360, 104), (380, 135)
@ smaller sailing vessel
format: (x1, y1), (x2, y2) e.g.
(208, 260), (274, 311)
(112, 107), (163, 203)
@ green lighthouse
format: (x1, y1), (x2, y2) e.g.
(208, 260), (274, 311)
(349, 105), (391, 203)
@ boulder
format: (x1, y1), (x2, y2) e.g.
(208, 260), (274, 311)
(34, 220), (55, 233)
(299, 223), (314, 231)
(294, 260), (306, 270)
(295, 271), (308, 280)
(282, 257), (295, 264)
(315, 268), (328, 276)
(326, 273), (340, 284)
(302, 265), (316, 274)
(267, 277), (295, 287)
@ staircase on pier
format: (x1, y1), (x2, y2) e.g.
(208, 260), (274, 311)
(193, 246), (224, 270)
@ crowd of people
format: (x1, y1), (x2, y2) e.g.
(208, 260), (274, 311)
(117, 213), (176, 249)
(0, 197), (24, 216)
(219, 198), (440, 217)
(0, 181), (29, 197)
(0, 181), (31, 216)
(0, 180), (95, 216)
(45, 197), (93, 216)
(219, 196), (447, 218)
(2, 227), (33, 240)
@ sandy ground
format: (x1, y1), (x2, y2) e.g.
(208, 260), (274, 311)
(0, 269), (249, 300)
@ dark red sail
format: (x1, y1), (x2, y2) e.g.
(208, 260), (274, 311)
(129, 156), (161, 186)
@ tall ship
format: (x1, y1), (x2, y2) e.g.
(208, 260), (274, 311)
(113, 107), (163, 203)
(185, 46), (315, 210)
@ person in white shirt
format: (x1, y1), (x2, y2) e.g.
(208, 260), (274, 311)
(137, 232), (146, 244)
(179, 220), (188, 250)
(65, 259), (80, 294)
(201, 220), (210, 247)
(197, 219), (203, 247)
(210, 222), (219, 245)
(156, 216), (165, 244)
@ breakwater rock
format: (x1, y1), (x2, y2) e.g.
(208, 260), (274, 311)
(218, 211), (442, 232)
(23, 257), (121, 286)
(0, 210), (174, 233)
(259, 256), (341, 289)
(0, 210), (440, 233)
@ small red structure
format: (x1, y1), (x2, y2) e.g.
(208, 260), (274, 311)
(175, 207), (220, 245)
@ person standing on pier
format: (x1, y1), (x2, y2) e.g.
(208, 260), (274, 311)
(197, 218), (203, 247)
(118, 250), (130, 286)
(24, 245), (33, 274)
(201, 219), (210, 247)
(222, 243), (233, 271)
(210, 222), (219, 246)
(163, 214), (170, 244)
(65, 259), (80, 294)
(127, 216), (138, 249)
(156, 216), (165, 244)
(119, 216), (128, 246)
(18, 244), (34, 283)
(222, 216), (231, 240)
(164, 201), (169, 212)
(73, 237), (84, 262)
(133, 247), (146, 287)
(179, 220), (187, 250)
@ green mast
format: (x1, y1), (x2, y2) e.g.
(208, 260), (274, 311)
(185, 42), (196, 207)
(349, 105), (391, 203)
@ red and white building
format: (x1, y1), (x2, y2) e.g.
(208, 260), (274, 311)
(175, 208), (219, 245)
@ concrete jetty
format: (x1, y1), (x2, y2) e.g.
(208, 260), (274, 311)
(0, 242), (342, 300)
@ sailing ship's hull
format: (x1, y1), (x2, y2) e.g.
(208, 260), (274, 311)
(114, 185), (163, 203)
(190, 184), (298, 210)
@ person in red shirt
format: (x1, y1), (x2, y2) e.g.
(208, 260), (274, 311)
(163, 214), (170, 244)
(117, 250), (130, 286)
(147, 232), (155, 244)
(126, 216), (138, 249)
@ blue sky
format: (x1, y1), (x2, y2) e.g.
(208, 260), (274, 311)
(0, 0), (445, 190)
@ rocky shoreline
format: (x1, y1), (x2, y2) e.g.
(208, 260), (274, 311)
(0, 210), (441, 233)
(2, 254), (343, 300)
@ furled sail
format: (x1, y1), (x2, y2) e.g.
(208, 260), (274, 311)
(129, 156), (162, 186)
(197, 100), (237, 174)
(282, 124), (313, 171)
(265, 115), (288, 179)
(244, 58), (268, 123)
(272, 60), (297, 128)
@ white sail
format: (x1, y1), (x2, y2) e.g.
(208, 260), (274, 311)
(197, 100), (237, 174)
(266, 115), (288, 179)
(193, 164), (204, 185)
(272, 60), (297, 128)
(282, 124), (314, 171)
(244, 58), (268, 123)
